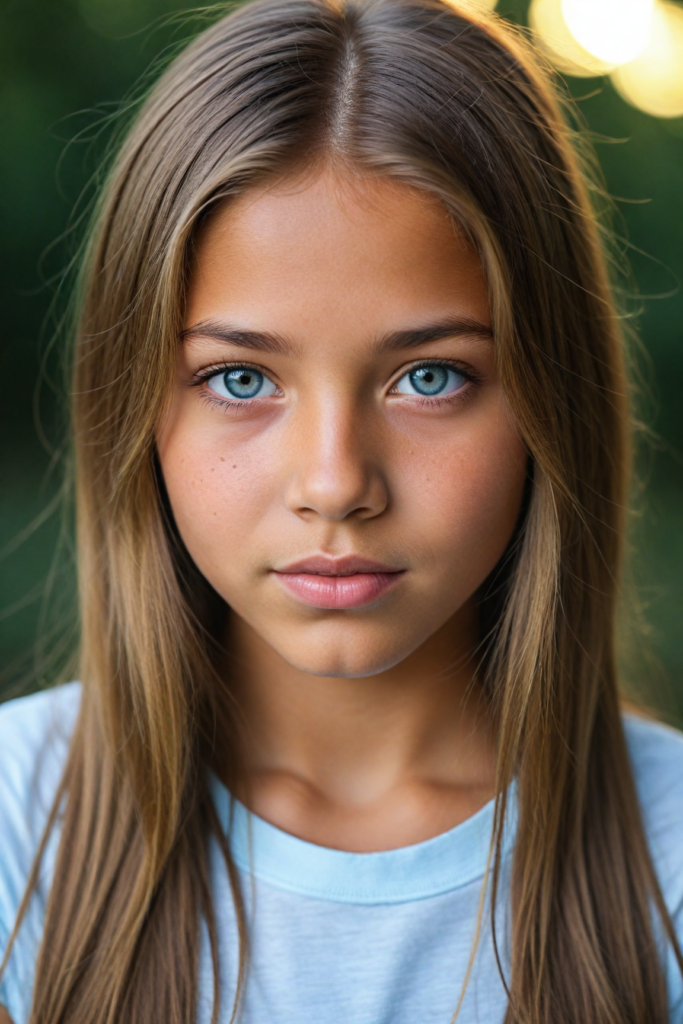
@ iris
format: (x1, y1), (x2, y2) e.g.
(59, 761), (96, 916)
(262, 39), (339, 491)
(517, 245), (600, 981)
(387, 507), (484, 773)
(410, 366), (448, 395)
(396, 364), (466, 397)
(223, 368), (265, 398)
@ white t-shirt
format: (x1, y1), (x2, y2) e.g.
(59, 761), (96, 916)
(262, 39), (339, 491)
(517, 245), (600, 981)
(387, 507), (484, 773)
(1, 683), (683, 1023)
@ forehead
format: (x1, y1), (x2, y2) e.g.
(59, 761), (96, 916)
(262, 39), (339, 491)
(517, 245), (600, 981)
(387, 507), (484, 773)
(185, 168), (490, 348)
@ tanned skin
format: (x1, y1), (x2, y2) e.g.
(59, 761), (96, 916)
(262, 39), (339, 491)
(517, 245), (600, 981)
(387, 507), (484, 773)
(158, 167), (528, 851)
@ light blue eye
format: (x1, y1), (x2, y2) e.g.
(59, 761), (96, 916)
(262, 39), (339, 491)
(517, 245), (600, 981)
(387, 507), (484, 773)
(395, 364), (466, 397)
(208, 367), (278, 401)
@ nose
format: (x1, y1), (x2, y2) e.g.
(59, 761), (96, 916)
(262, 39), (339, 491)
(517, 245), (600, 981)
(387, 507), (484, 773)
(284, 398), (388, 522)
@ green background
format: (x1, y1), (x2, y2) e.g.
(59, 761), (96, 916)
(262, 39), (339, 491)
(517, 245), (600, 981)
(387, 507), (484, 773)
(1, 0), (682, 716)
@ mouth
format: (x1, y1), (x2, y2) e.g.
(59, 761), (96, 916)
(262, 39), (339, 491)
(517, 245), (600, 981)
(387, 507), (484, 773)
(272, 555), (405, 610)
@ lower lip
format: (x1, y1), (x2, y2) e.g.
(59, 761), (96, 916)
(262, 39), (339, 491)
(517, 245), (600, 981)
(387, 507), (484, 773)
(274, 571), (403, 609)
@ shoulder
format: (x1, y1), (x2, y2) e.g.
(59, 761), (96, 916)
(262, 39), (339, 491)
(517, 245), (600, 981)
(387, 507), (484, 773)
(0, 684), (81, 918)
(623, 714), (683, 1015)
(0, 683), (81, 811)
(0, 686), (80, 1022)
(624, 712), (683, 828)
(0, 682), (81, 755)
(623, 712), (683, 899)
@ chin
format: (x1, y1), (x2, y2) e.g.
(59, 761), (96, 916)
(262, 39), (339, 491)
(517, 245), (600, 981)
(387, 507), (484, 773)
(273, 628), (425, 680)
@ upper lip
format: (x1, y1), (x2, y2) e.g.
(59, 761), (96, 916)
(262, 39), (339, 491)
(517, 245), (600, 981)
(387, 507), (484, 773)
(275, 555), (404, 576)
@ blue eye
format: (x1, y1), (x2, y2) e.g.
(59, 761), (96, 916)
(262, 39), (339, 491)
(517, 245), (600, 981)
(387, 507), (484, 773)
(395, 364), (467, 397)
(207, 366), (278, 401)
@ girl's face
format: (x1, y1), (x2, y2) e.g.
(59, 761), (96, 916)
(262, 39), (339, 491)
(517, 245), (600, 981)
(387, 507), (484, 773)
(157, 169), (528, 678)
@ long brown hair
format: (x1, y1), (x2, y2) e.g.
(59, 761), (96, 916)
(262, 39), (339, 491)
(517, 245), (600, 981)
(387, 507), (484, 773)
(3, 0), (681, 1020)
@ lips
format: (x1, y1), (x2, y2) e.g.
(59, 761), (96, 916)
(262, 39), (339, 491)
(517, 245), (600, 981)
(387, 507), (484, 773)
(273, 555), (405, 610)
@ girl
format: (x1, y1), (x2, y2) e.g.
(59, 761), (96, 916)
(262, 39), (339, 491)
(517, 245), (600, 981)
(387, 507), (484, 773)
(1, 0), (682, 1021)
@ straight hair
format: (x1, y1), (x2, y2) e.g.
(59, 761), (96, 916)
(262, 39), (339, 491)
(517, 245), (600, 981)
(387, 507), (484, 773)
(3, 0), (682, 1020)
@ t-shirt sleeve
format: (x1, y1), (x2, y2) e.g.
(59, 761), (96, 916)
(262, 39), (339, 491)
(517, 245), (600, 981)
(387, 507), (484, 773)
(624, 713), (683, 1020)
(0, 685), (80, 1021)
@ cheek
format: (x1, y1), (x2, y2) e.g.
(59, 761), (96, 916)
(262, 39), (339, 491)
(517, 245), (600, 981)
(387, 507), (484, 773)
(157, 413), (281, 573)
(395, 411), (527, 581)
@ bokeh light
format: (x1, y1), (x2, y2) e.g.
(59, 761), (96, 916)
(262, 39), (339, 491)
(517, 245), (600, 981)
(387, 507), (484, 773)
(611, 2), (683, 118)
(529, 0), (615, 77)
(530, 0), (683, 121)
(562, 0), (654, 66)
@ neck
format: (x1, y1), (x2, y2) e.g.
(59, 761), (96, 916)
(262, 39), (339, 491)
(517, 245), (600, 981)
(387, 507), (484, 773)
(226, 603), (497, 851)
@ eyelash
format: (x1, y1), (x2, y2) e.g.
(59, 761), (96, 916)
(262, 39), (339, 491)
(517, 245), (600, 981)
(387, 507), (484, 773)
(190, 359), (484, 410)
(388, 359), (483, 408)
(190, 361), (279, 411)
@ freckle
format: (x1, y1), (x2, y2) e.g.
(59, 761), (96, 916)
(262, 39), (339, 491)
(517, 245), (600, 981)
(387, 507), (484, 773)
(220, 457), (225, 463)
(232, 464), (237, 469)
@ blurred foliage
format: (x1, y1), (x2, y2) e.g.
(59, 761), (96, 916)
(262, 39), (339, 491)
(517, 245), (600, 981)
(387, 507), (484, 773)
(0, 0), (682, 715)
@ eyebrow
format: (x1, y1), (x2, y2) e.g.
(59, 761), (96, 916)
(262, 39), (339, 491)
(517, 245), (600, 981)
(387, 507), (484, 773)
(181, 315), (493, 355)
(181, 320), (293, 354)
(377, 317), (493, 352)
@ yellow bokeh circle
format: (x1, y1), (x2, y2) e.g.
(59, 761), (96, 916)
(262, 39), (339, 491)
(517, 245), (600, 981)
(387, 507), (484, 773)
(562, 0), (654, 66)
(529, 0), (615, 77)
(611, 2), (683, 118)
